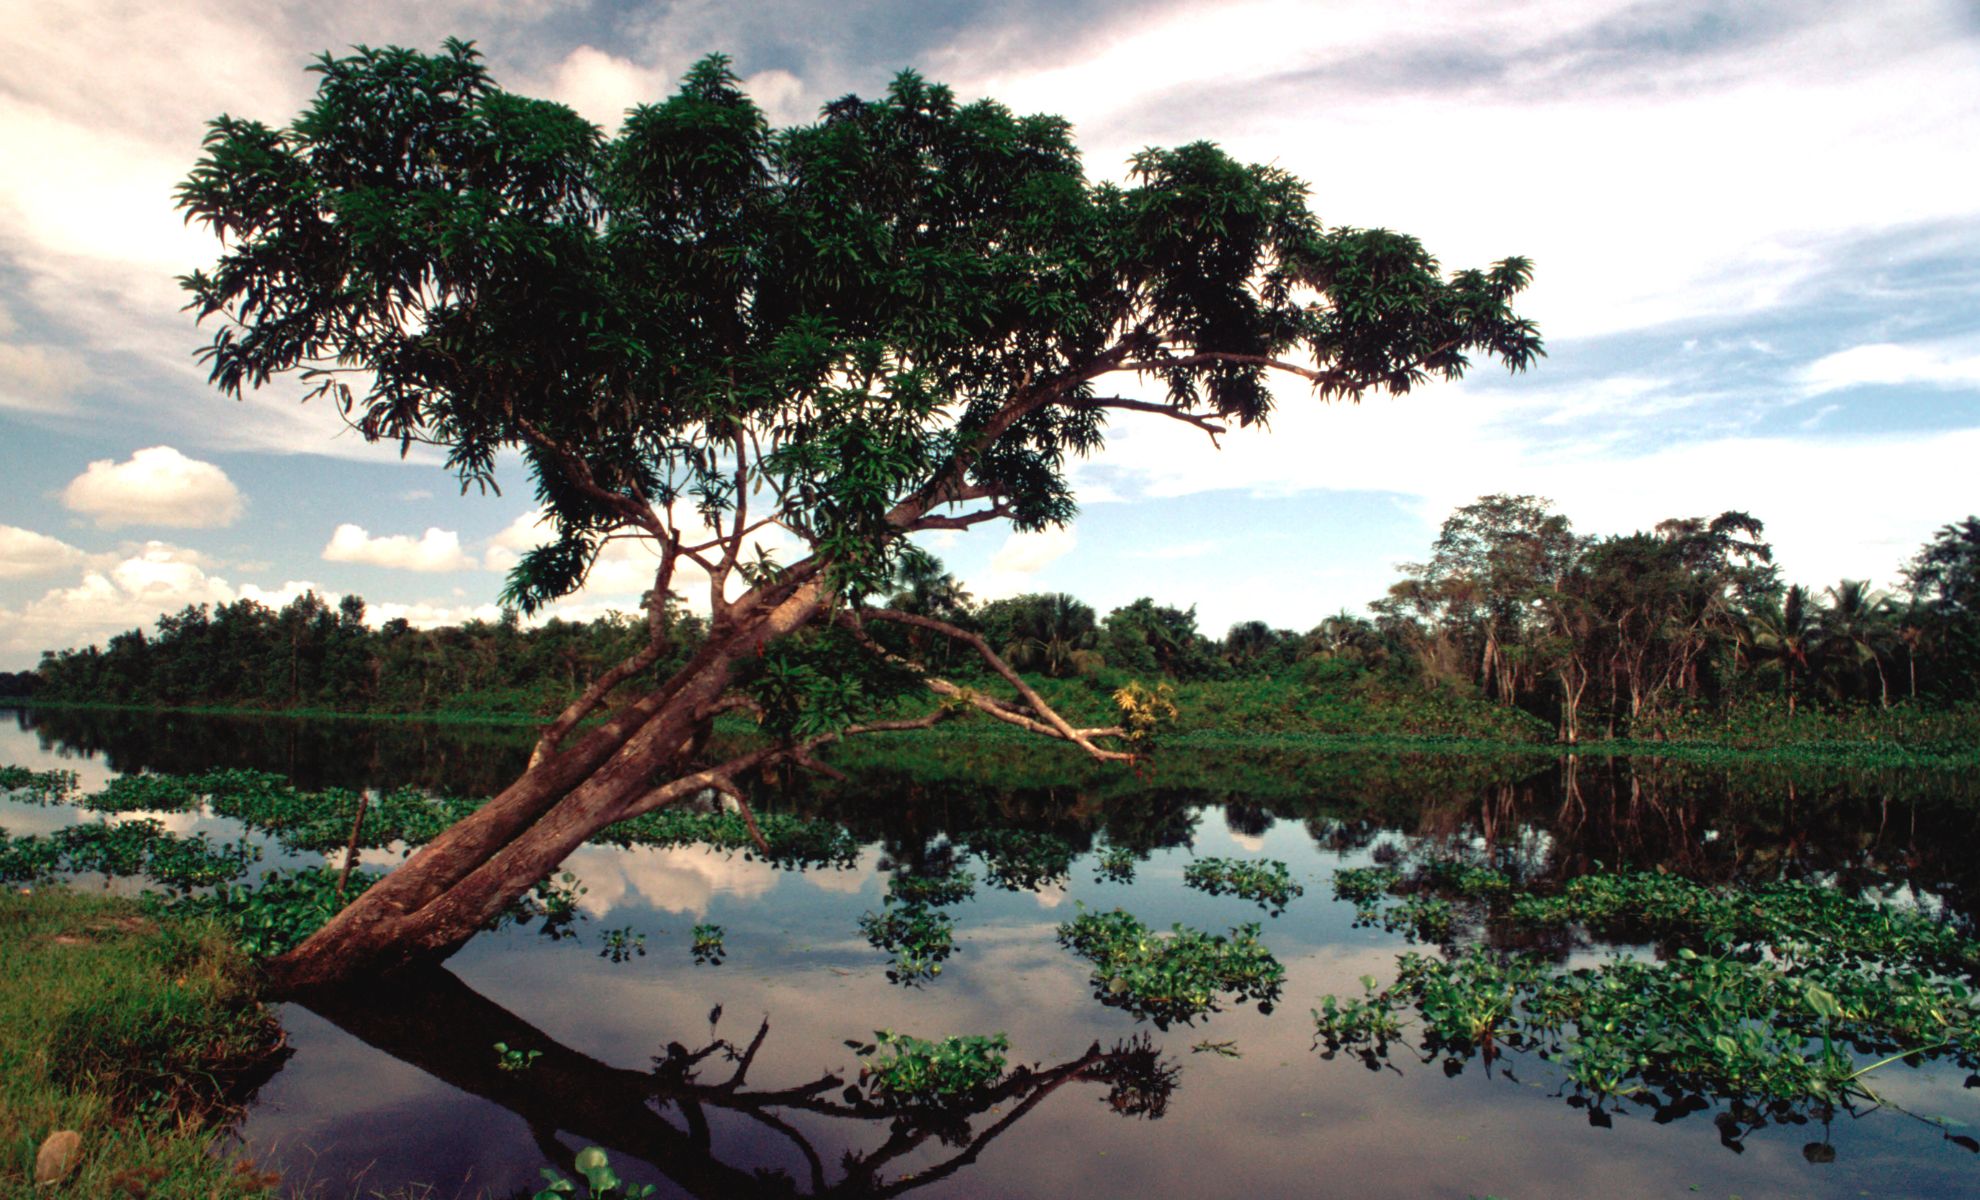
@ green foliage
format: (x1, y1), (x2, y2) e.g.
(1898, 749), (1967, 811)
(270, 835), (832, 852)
(598, 925), (646, 963)
(859, 901), (956, 985)
(84, 772), (204, 813)
(1331, 865), (1402, 905)
(0, 764), (78, 803)
(1058, 905), (1284, 1028)
(1182, 856), (1303, 914)
(534, 1147), (656, 1200)
(166, 867), (379, 959)
(1506, 871), (1980, 971)
(603, 806), (860, 868)
(853, 1031), (1009, 1108)
(965, 828), (1078, 891)
(494, 1042), (542, 1072)
(0, 830), (62, 884)
(134, 833), (262, 893)
(886, 868), (976, 906)
(1113, 679), (1179, 744)
(1314, 870), (1980, 1135)
(1094, 844), (1140, 884)
(0, 820), (261, 892)
(690, 922), (725, 965)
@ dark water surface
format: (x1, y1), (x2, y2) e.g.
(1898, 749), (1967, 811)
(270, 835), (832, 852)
(6, 704), (1980, 1199)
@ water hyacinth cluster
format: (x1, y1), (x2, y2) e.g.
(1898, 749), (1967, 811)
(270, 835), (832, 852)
(854, 1031), (1010, 1108)
(860, 869), (976, 985)
(1058, 905), (1285, 1028)
(1315, 864), (1980, 1139)
(2, 820), (261, 893)
(964, 830), (1079, 892)
(1183, 857), (1303, 914)
(0, 765), (80, 804)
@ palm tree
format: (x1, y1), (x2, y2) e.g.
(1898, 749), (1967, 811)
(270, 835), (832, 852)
(886, 547), (974, 623)
(1818, 579), (1894, 708)
(994, 594), (1098, 677)
(1749, 585), (1816, 713)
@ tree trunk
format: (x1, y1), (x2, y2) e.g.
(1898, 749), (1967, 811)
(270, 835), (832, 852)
(265, 582), (826, 993)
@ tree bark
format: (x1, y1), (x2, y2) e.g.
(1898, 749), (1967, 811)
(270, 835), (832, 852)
(265, 580), (829, 992)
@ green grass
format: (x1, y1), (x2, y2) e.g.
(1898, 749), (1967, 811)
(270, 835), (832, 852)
(0, 887), (286, 1197)
(19, 688), (1980, 768)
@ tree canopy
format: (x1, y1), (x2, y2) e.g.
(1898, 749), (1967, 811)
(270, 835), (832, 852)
(171, 40), (1543, 985)
(180, 39), (1542, 622)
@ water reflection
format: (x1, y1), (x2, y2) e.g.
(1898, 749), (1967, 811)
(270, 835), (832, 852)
(301, 967), (1176, 1198)
(9, 706), (1980, 1197)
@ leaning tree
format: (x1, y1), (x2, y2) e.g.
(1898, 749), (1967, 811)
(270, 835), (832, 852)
(178, 40), (1542, 988)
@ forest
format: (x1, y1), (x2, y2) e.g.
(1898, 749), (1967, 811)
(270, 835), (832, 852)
(16, 497), (1977, 745)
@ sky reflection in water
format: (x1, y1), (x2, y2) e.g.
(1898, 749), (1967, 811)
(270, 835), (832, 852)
(4, 708), (1979, 1198)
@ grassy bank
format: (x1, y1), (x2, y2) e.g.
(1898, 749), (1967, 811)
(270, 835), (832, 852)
(0, 889), (285, 1197)
(15, 677), (1980, 768)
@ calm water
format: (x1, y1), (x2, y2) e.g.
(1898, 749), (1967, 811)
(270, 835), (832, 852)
(6, 704), (1980, 1199)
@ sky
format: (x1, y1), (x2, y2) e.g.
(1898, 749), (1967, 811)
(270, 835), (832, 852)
(2, 0), (1977, 670)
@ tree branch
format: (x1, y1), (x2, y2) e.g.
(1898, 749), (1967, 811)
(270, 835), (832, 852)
(512, 416), (665, 536)
(530, 531), (682, 767)
(857, 609), (1133, 762)
(1068, 397), (1227, 445)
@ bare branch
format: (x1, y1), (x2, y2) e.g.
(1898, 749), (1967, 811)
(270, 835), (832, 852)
(857, 609), (1134, 762)
(907, 501), (1014, 532)
(1068, 397), (1227, 445)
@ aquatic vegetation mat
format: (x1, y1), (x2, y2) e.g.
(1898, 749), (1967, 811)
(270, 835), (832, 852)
(1058, 905), (1285, 1028)
(1183, 856), (1303, 914)
(1316, 864), (1980, 1144)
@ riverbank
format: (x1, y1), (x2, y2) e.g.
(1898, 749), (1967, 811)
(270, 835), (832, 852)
(0, 889), (286, 1196)
(11, 684), (1979, 769)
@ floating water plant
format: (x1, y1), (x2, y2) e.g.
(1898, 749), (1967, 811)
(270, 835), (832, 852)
(1313, 869), (1980, 1146)
(494, 1042), (541, 1072)
(859, 901), (956, 984)
(598, 926), (645, 963)
(1058, 906), (1284, 1028)
(965, 829), (1078, 892)
(0, 765), (79, 804)
(854, 1031), (1009, 1108)
(1094, 844), (1139, 885)
(1183, 857), (1303, 914)
(534, 1147), (655, 1199)
(690, 923), (726, 965)
(886, 868), (976, 907)
(600, 807), (860, 869)
(167, 867), (380, 959)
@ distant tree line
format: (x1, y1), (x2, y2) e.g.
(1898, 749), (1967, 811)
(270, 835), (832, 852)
(25, 593), (707, 714)
(17, 501), (1978, 738)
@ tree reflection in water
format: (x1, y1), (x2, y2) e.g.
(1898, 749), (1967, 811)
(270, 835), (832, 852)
(301, 968), (1177, 1197)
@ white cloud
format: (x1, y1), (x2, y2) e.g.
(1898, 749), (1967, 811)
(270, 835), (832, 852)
(955, 0), (1980, 342)
(60, 446), (243, 529)
(0, 341), (87, 413)
(322, 524), (473, 572)
(1798, 340), (1980, 395)
(0, 544), (239, 663)
(561, 842), (778, 918)
(972, 525), (1079, 600)
(1127, 539), (1220, 561)
(368, 599), (506, 629)
(540, 45), (666, 130)
(0, 525), (88, 579)
(990, 526), (1078, 574)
